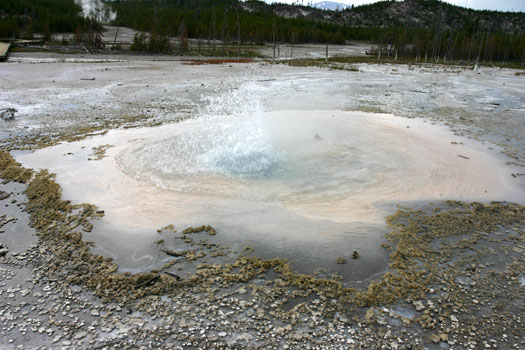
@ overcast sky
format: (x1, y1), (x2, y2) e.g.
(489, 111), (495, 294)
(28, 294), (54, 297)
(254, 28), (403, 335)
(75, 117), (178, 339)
(265, 0), (525, 12)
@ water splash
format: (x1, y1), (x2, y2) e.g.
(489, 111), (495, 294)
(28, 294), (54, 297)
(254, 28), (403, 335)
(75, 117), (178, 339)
(119, 82), (282, 188)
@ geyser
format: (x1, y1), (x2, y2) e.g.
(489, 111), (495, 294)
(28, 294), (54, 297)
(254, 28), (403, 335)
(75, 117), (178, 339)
(75, 0), (116, 22)
(15, 84), (523, 282)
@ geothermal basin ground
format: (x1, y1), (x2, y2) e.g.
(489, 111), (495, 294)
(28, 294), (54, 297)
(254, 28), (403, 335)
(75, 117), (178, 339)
(0, 52), (524, 349)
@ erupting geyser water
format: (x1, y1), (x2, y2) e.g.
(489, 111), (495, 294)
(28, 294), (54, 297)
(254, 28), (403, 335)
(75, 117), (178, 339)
(119, 87), (282, 192)
(118, 86), (399, 208)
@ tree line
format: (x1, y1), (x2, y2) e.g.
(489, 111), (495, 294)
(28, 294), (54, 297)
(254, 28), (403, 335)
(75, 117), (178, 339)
(112, 0), (525, 63)
(372, 26), (525, 63)
(111, 0), (355, 46)
(1, 0), (523, 63)
(0, 0), (87, 39)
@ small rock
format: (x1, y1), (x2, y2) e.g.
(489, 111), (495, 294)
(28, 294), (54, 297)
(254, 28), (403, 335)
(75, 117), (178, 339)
(431, 334), (441, 344)
(0, 108), (16, 121)
(74, 331), (88, 339)
(413, 300), (425, 311)
(292, 332), (303, 341)
(236, 333), (253, 341)
(52, 335), (61, 343)
(364, 308), (375, 320)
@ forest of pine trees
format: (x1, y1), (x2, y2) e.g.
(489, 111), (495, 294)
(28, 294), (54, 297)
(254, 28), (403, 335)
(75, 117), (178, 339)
(111, 0), (525, 63)
(372, 27), (525, 63)
(0, 0), (86, 39)
(1, 0), (524, 63)
(112, 0), (353, 46)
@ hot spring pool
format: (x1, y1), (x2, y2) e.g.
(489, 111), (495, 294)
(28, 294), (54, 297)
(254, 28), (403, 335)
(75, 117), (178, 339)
(15, 108), (523, 283)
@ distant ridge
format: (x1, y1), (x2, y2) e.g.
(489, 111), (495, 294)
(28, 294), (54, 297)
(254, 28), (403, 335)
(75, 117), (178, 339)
(312, 1), (350, 11)
(250, 0), (525, 35)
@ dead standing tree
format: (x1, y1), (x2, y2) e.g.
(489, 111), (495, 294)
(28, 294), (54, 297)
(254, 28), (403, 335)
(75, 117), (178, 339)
(211, 9), (217, 53)
(290, 30), (294, 59)
(272, 21), (276, 60)
(178, 22), (189, 54)
(235, 6), (241, 58)
(74, 16), (103, 50)
(221, 10), (227, 54)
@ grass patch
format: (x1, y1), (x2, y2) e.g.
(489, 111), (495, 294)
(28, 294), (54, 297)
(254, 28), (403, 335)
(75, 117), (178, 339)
(280, 55), (525, 70)
(181, 58), (254, 65)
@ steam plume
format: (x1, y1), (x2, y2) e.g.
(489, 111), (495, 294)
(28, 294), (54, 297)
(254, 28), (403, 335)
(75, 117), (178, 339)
(75, 0), (117, 22)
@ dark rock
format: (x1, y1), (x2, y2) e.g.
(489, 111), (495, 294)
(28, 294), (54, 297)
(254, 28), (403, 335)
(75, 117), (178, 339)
(0, 108), (16, 121)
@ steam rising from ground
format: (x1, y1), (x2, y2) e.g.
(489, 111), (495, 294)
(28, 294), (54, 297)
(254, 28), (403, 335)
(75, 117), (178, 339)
(75, 0), (116, 22)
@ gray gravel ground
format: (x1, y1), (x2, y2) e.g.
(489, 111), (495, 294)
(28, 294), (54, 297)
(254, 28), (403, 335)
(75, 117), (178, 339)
(0, 52), (524, 349)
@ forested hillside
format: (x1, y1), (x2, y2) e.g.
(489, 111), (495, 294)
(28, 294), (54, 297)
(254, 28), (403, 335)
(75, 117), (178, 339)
(110, 0), (356, 45)
(340, 0), (525, 34)
(110, 0), (525, 62)
(0, 0), (85, 38)
(1, 0), (523, 63)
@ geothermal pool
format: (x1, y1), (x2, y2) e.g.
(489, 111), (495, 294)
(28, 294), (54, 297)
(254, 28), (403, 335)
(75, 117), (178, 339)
(15, 97), (523, 283)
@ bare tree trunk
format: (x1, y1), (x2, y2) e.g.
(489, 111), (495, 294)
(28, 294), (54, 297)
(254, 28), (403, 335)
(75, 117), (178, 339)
(432, 30), (442, 62)
(444, 31), (455, 62)
(394, 29), (398, 61)
(236, 7), (240, 58)
(276, 25), (280, 60)
(449, 34), (457, 61)
(378, 31), (383, 60)
(272, 22), (276, 60)
(222, 10), (227, 54)
(212, 9), (216, 53)
(483, 30), (491, 62)
(503, 35), (512, 62)
(291, 31), (294, 59)
(424, 33), (430, 62)
(112, 25), (119, 49)
(476, 31), (485, 64)
(467, 31), (476, 62)
(396, 26), (407, 61)
(415, 32), (420, 61)
(388, 29), (397, 57)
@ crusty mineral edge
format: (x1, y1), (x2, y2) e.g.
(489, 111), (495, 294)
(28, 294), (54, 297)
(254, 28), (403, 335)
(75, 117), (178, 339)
(1, 149), (523, 319)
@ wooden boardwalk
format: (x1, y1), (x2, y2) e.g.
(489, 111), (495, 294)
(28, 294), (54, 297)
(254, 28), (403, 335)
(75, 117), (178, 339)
(0, 42), (10, 60)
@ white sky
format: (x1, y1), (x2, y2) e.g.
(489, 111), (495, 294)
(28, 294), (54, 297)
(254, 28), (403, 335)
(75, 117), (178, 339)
(265, 0), (525, 12)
